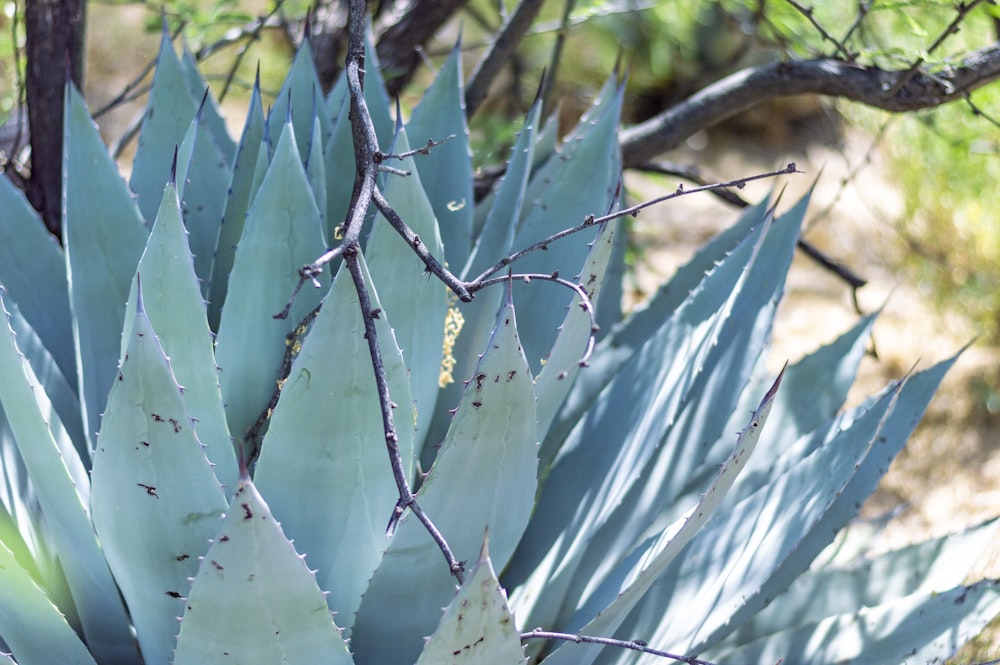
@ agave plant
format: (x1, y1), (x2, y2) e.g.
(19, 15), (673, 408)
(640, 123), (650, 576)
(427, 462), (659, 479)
(0, 6), (997, 665)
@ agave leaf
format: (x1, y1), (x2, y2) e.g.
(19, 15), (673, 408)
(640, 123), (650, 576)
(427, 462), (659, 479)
(545, 194), (773, 453)
(406, 41), (474, 268)
(4, 289), (88, 467)
(719, 517), (999, 650)
(0, 539), (98, 665)
(706, 580), (1000, 665)
(534, 219), (618, 440)
(0, 293), (137, 664)
(208, 77), (266, 331)
(129, 28), (202, 223)
(173, 96), (233, 295)
(506, 214), (771, 628)
(541, 369), (785, 665)
(123, 180), (238, 492)
(352, 288), (537, 665)
(63, 82), (149, 444)
(415, 536), (527, 665)
(305, 105), (328, 220)
(0, 177), (74, 386)
(561, 198), (804, 613)
(172, 474), (353, 665)
(90, 287), (227, 665)
(365, 128), (447, 447)
(267, 38), (333, 163)
(215, 121), (327, 444)
(508, 83), (621, 372)
(179, 46), (236, 161)
(254, 253), (414, 631)
(428, 98), (542, 469)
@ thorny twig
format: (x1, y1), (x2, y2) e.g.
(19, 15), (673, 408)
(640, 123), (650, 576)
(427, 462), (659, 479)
(521, 629), (718, 665)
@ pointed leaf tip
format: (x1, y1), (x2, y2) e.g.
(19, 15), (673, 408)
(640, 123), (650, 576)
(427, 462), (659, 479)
(170, 146), (179, 185)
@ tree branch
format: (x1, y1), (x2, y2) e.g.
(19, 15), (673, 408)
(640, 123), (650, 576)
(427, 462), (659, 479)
(621, 44), (1000, 167)
(465, 0), (545, 117)
(375, 0), (470, 96)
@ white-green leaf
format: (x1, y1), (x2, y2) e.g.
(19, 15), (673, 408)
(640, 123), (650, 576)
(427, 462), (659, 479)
(416, 537), (526, 665)
(125, 180), (237, 492)
(352, 290), (537, 665)
(90, 287), (227, 665)
(215, 121), (327, 444)
(173, 475), (353, 665)
(0, 540), (98, 665)
(254, 254), (414, 631)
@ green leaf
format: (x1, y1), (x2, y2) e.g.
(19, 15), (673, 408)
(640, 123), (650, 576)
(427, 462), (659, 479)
(0, 177), (74, 386)
(125, 180), (238, 492)
(254, 254), (414, 631)
(90, 286), (227, 665)
(174, 96), (233, 295)
(719, 517), (999, 649)
(0, 293), (137, 664)
(541, 369), (785, 665)
(172, 475), (353, 665)
(129, 29), (201, 223)
(267, 38), (333, 164)
(179, 46), (236, 162)
(208, 77), (265, 331)
(506, 214), (771, 630)
(509, 83), (622, 372)
(214, 121), (327, 444)
(63, 82), (149, 444)
(406, 41), (474, 268)
(416, 537), (527, 665)
(366, 128), (447, 447)
(352, 289), (537, 665)
(0, 540), (98, 665)
(534, 219), (618, 442)
(708, 580), (1000, 665)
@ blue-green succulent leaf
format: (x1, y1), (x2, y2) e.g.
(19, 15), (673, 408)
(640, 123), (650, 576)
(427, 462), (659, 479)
(406, 41), (474, 268)
(305, 105), (328, 220)
(174, 97), (232, 294)
(90, 288), (227, 665)
(0, 293), (138, 664)
(719, 516), (999, 650)
(508, 83), (622, 372)
(506, 214), (771, 629)
(0, 177), (74, 386)
(179, 46), (236, 161)
(254, 254), (414, 631)
(129, 29), (201, 223)
(415, 537), (527, 665)
(124, 181), (238, 492)
(366, 128), (447, 447)
(173, 475), (353, 665)
(63, 82), (149, 444)
(0, 540), (98, 665)
(215, 121), (327, 444)
(267, 38), (333, 162)
(208, 78), (266, 331)
(534, 220), (618, 440)
(352, 290), (537, 665)
(706, 579), (1000, 665)
(541, 369), (784, 665)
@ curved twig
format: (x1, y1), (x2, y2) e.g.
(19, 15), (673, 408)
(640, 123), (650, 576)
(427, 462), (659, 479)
(521, 629), (718, 665)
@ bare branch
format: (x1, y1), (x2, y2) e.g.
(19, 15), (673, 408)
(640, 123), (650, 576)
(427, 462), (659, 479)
(470, 164), (798, 286)
(465, 0), (545, 117)
(521, 629), (719, 665)
(375, 0), (470, 96)
(782, 0), (853, 60)
(621, 44), (1000, 167)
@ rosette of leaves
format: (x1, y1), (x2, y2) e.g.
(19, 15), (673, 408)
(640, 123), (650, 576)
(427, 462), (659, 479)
(0, 11), (996, 665)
